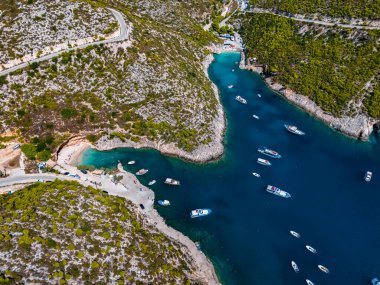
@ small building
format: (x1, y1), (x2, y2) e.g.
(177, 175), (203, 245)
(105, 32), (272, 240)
(224, 40), (234, 46)
(92, 169), (104, 176)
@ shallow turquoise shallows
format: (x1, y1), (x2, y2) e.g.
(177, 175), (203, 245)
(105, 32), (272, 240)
(80, 53), (380, 285)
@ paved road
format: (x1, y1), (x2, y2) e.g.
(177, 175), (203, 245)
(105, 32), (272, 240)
(220, 9), (237, 27)
(0, 9), (129, 77)
(247, 8), (380, 30)
(0, 173), (77, 187)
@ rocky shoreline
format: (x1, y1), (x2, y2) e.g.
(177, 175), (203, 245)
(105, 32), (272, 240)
(90, 53), (226, 163)
(239, 52), (376, 140)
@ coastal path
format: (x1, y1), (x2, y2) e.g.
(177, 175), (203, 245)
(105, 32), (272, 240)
(0, 9), (130, 77)
(247, 8), (380, 30)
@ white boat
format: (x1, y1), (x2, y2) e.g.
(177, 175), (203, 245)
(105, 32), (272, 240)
(291, 261), (299, 273)
(190, 208), (212, 218)
(165, 178), (180, 186)
(257, 93), (262, 97)
(228, 84), (234, 89)
(318, 265), (330, 274)
(148, 180), (156, 186)
(252, 115), (260, 119)
(266, 185), (291, 198)
(252, 172), (261, 178)
(306, 245), (317, 254)
(158, 200), (170, 206)
(306, 279), (315, 285)
(290, 231), (301, 238)
(136, 169), (148, 175)
(128, 161), (135, 165)
(257, 158), (271, 166)
(235, 96), (247, 104)
(232, 69), (235, 72)
(365, 171), (372, 182)
(285, 124), (305, 136)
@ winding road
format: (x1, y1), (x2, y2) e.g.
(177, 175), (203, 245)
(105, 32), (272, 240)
(247, 8), (380, 30)
(0, 9), (129, 77)
(0, 174), (77, 187)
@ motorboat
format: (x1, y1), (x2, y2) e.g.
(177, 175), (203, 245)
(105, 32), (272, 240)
(291, 261), (299, 273)
(365, 171), (372, 182)
(148, 180), (156, 186)
(252, 114), (260, 119)
(157, 200), (171, 206)
(190, 209), (212, 218)
(252, 172), (261, 178)
(290, 231), (301, 238)
(305, 280), (314, 285)
(257, 158), (271, 166)
(318, 265), (330, 274)
(266, 185), (291, 198)
(128, 161), (135, 165)
(164, 178), (180, 186)
(306, 245), (317, 254)
(136, 169), (148, 175)
(235, 96), (247, 104)
(258, 147), (281, 158)
(285, 124), (305, 135)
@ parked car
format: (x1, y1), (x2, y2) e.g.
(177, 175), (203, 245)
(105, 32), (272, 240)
(68, 173), (80, 179)
(139, 204), (145, 210)
(63, 172), (69, 175)
(13, 144), (20, 150)
(37, 179), (45, 182)
(80, 169), (88, 174)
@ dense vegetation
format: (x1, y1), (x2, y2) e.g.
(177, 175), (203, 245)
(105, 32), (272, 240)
(239, 13), (380, 117)
(250, 0), (380, 19)
(364, 80), (380, 118)
(0, 0), (224, 154)
(0, 181), (204, 284)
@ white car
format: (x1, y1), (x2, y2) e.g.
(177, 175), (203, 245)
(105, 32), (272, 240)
(37, 179), (45, 182)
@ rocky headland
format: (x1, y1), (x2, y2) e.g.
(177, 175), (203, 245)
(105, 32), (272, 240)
(239, 53), (377, 140)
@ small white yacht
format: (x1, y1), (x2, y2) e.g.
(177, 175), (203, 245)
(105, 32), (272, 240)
(306, 245), (317, 254)
(257, 93), (262, 98)
(165, 178), (180, 186)
(306, 279), (314, 285)
(252, 114), (260, 119)
(291, 261), (299, 273)
(235, 96), (247, 104)
(128, 161), (135, 165)
(136, 169), (148, 175)
(290, 231), (301, 238)
(318, 265), (330, 274)
(365, 171), (372, 182)
(148, 180), (156, 186)
(252, 172), (261, 178)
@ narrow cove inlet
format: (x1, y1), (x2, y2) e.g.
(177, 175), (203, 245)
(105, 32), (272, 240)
(79, 53), (380, 285)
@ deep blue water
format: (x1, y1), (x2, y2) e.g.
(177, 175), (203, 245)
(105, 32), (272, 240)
(80, 53), (380, 285)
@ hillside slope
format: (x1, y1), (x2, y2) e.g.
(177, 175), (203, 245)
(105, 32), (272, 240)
(237, 13), (380, 137)
(0, 0), (117, 67)
(249, 0), (380, 19)
(0, 180), (209, 284)
(0, 0), (225, 161)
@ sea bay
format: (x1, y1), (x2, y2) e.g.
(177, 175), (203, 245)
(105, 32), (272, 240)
(80, 52), (380, 285)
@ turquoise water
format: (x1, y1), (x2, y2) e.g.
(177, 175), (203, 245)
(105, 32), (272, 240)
(80, 53), (380, 285)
